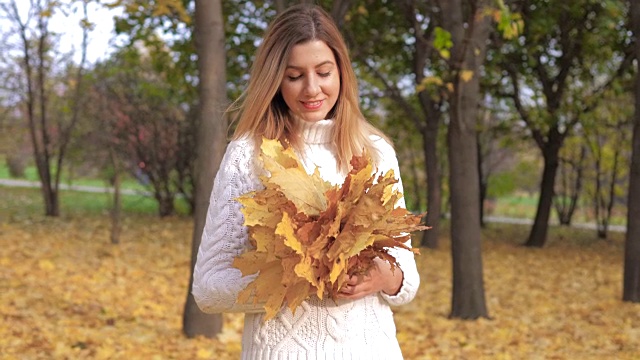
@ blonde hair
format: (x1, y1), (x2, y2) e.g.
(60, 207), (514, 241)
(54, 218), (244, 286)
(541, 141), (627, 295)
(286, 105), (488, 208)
(229, 4), (390, 171)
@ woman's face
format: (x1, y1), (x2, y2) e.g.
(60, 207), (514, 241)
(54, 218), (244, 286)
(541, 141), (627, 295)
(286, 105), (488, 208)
(280, 40), (340, 122)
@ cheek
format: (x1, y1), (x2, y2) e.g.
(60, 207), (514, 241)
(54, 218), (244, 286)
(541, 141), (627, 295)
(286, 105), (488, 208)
(330, 75), (341, 95)
(279, 82), (297, 107)
(328, 77), (341, 101)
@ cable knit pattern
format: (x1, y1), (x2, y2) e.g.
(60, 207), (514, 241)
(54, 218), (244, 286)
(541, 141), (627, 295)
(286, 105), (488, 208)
(192, 119), (420, 359)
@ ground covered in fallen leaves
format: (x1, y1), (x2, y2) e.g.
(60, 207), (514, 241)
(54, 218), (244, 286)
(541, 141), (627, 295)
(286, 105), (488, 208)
(1, 213), (638, 359)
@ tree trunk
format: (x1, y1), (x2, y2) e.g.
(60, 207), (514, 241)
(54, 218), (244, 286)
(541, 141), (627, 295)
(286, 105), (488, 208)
(421, 122), (442, 249)
(554, 145), (586, 226)
(525, 139), (561, 247)
(406, 143), (423, 211)
(624, 0), (640, 303)
(477, 136), (488, 228)
(36, 1), (59, 217)
(593, 134), (622, 240)
(448, 112), (489, 319)
(183, 0), (228, 338)
(440, 0), (490, 319)
(157, 194), (175, 217)
(12, 0), (59, 217)
(109, 147), (122, 245)
(624, 108), (640, 301)
(40, 180), (59, 216)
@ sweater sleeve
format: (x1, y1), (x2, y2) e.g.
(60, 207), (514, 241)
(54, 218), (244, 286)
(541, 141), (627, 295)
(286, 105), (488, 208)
(371, 136), (421, 307)
(192, 139), (266, 314)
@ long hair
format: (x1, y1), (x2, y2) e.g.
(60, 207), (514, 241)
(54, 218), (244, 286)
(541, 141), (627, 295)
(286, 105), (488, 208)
(229, 4), (390, 171)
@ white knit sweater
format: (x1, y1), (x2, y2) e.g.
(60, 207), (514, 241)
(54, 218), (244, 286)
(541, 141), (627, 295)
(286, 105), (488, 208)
(192, 119), (420, 360)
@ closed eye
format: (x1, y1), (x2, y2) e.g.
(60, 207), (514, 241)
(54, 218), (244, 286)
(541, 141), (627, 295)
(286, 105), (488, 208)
(319, 72), (331, 78)
(287, 74), (303, 81)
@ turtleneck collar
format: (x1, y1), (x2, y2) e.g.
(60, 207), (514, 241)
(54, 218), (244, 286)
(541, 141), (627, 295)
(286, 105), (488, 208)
(295, 117), (334, 145)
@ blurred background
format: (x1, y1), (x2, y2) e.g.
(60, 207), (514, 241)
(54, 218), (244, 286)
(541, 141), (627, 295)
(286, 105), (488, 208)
(1, 0), (639, 359)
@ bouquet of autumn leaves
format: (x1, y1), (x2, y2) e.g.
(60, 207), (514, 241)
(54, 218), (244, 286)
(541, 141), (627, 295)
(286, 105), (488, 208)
(232, 138), (429, 320)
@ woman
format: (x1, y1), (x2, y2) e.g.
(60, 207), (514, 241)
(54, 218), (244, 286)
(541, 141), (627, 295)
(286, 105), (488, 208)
(192, 4), (420, 359)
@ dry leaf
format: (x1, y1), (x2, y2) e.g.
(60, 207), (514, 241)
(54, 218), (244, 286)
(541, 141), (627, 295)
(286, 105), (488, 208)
(233, 138), (429, 320)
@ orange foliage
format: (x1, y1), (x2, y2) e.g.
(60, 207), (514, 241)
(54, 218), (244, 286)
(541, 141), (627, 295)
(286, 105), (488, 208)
(233, 138), (426, 319)
(1, 216), (639, 359)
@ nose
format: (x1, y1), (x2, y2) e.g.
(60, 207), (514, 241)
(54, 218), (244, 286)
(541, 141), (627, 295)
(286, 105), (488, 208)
(303, 75), (320, 97)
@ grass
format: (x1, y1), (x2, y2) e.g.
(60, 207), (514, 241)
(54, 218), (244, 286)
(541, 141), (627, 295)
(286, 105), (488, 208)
(490, 193), (627, 227)
(0, 186), (190, 220)
(0, 157), (192, 218)
(492, 195), (538, 219)
(0, 159), (148, 192)
(0, 163), (39, 181)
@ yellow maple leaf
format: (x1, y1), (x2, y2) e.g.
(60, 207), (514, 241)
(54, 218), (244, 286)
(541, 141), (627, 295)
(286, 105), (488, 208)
(236, 259), (287, 319)
(237, 188), (292, 228)
(260, 138), (332, 216)
(284, 281), (311, 313)
(277, 212), (303, 255)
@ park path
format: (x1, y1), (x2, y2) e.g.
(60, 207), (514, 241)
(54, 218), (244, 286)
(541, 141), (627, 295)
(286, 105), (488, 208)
(0, 178), (626, 233)
(484, 215), (626, 233)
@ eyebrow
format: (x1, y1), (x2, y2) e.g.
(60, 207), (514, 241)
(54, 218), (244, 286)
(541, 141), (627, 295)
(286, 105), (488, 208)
(285, 60), (335, 70)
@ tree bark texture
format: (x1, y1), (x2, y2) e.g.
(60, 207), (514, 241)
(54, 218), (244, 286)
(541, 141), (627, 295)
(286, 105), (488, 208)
(477, 136), (487, 228)
(421, 123), (442, 249)
(10, 0), (59, 216)
(525, 140), (561, 247)
(554, 145), (586, 226)
(35, 2), (58, 217)
(108, 146), (122, 245)
(183, 0), (228, 338)
(624, 0), (640, 303)
(440, 0), (490, 319)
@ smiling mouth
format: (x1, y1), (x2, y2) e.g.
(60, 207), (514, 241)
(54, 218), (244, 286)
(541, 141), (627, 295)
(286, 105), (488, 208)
(301, 100), (323, 110)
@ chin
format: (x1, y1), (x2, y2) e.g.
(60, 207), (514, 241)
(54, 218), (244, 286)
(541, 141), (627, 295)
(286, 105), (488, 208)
(298, 113), (328, 123)
(301, 118), (323, 123)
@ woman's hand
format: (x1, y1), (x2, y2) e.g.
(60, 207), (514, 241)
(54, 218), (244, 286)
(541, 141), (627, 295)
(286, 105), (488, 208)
(337, 258), (404, 300)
